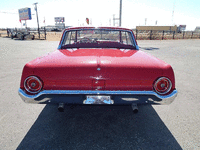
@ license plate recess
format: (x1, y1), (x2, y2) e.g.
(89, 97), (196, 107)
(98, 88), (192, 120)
(84, 95), (114, 104)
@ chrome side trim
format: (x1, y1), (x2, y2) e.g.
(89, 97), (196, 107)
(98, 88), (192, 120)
(18, 88), (177, 105)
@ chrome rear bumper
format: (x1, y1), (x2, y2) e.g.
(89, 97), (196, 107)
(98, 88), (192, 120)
(18, 88), (177, 105)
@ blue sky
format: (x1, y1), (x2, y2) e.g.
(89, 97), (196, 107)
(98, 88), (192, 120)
(0, 0), (199, 30)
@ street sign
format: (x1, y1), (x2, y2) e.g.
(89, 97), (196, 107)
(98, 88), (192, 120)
(55, 17), (65, 23)
(18, 8), (32, 20)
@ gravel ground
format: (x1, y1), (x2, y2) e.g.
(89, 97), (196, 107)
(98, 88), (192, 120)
(0, 37), (200, 150)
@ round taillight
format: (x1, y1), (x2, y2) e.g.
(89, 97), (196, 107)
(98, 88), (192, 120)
(24, 76), (43, 94)
(154, 77), (172, 95)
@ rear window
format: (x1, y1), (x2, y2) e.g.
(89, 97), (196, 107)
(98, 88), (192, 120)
(61, 29), (136, 49)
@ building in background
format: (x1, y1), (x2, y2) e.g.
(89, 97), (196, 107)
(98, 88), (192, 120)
(194, 26), (200, 32)
(136, 25), (178, 32)
(177, 25), (186, 33)
(136, 25), (187, 33)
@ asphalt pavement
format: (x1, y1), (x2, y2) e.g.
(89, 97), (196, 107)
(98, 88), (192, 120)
(0, 37), (200, 150)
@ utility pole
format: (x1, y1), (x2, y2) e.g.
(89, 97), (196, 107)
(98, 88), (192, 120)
(33, 2), (40, 39)
(113, 14), (119, 26)
(119, 0), (122, 26)
(172, 1), (175, 25)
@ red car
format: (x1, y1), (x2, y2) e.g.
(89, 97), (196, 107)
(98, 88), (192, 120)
(18, 27), (177, 112)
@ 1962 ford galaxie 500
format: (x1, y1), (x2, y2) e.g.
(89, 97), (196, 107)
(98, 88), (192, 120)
(18, 27), (177, 112)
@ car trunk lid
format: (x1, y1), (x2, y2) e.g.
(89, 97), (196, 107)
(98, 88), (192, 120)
(27, 49), (167, 91)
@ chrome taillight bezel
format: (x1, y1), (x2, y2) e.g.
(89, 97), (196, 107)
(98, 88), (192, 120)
(154, 77), (172, 95)
(24, 76), (43, 94)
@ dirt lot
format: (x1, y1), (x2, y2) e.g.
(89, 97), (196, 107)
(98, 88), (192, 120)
(46, 32), (62, 41)
(0, 37), (200, 149)
(0, 30), (7, 37)
(0, 30), (62, 41)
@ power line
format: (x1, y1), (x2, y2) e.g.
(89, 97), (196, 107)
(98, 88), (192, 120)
(0, 11), (18, 14)
(172, 0), (176, 25)
(0, 11), (35, 15)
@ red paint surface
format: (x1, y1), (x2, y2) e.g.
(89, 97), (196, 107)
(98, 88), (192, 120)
(20, 48), (175, 93)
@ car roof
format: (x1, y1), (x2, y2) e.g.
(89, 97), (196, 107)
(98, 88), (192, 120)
(64, 27), (133, 32)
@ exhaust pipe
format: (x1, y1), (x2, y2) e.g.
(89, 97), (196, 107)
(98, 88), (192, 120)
(131, 103), (138, 113)
(58, 103), (65, 112)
